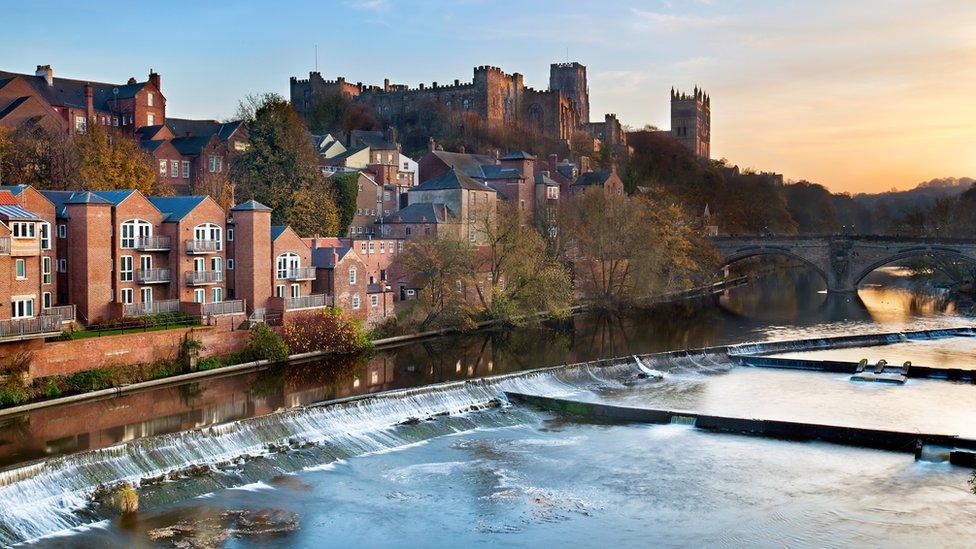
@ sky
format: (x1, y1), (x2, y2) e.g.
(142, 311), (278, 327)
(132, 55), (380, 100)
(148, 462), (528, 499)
(2, 0), (974, 193)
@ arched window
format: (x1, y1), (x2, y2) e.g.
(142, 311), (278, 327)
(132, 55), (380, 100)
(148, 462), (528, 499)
(121, 219), (152, 249)
(194, 223), (222, 250)
(276, 252), (299, 279)
(349, 267), (357, 285)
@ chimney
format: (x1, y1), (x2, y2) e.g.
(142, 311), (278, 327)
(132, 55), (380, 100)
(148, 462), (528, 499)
(383, 78), (390, 91)
(127, 77), (137, 85)
(548, 153), (558, 172)
(85, 83), (94, 120)
(148, 69), (160, 90)
(35, 65), (53, 86)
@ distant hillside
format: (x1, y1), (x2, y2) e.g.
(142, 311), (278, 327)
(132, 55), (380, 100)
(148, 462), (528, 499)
(852, 177), (975, 230)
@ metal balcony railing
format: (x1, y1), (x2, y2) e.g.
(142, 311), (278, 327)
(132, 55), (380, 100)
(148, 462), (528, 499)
(283, 293), (328, 310)
(286, 267), (317, 281)
(136, 235), (172, 251)
(185, 239), (221, 254)
(0, 237), (10, 255)
(184, 270), (223, 285)
(122, 299), (181, 317)
(42, 304), (75, 322)
(136, 268), (172, 284)
(201, 299), (245, 316)
(0, 315), (64, 340)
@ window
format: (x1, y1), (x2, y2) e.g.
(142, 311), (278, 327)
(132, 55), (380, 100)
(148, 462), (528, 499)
(58, 224), (66, 239)
(58, 259), (67, 272)
(349, 267), (357, 285)
(42, 257), (52, 284)
(211, 257), (222, 271)
(11, 222), (35, 238)
(352, 294), (361, 309)
(194, 223), (222, 249)
(182, 160), (190, 179)
(227, 228), (234, 241)
(227, 259), (234, 270)
(140, 255), (152, 272)
(42, 292), (52, 309)
(113, 116), (119, 127)
(380, 242), (385, 254)
(147, 113), (155, 126)
(15, 259), (25, 279)
(370, 294), (379, 307)
(120, 219), (152, 248)
(405, 227), (412, 236)
(276, 253), (299, 279)
(276, 285), (285, 298)
(170, 161), (179, 178)
(424, 226), (431, 236)
(193, 289), (205, 303)
(120, 256), (133, 281)
(147, 92), (154, 107)
(398, 240), (403, 253)
(75, 116), (87, 133)
(120, 288), (133, 304)
(360, 242), (367, 254)
(406, 289), (415, 297)
(159, 160), (167, 175)
(368, 242), (375, 254)
(469, 229), (476, 242)
(39, 222), (50, 249)
(141, 287), (153, 303)
(208, 155), (223, 173)
(212, 287), (223, 303)
(12, 298), (34, 319)
(380, 269), (387, 281)
(290, 284), (300, 298)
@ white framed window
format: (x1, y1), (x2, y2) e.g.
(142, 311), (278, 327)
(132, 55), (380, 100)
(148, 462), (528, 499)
(208, 155), (222, 173)
(120, 219), (152, 248)
(57, 224), (67, 238)
(211, 257), (222, 272)
(58, 258), (67, 272)
(159, 159), (167, 175)
(370, 294), (379, 307)
(141, 287), (153, 303)
(11, 222), (35, 238)
(147, 113), (155, 126)
(290, 284), (300, 298)
(276, 284), (285, 298)
(194, 223), (222, 249)
(12, 298), (34, 319)
(349, 267), (357, 285)
(42, 292), (52, 309)
(74, 116), (87, 133)
(276, 253), (299, 279)
(120, 288), (133, 304)
(147, 92), (154, 107)
(15, 259), (25, 279)
(113, 116), (119, 126)
(170, 161), (179, 178)
(39, 222), (51, 249)
(360, 242), (367, 254)
(352, 294), (361, 309)
(469, 229), (476, 242)
(212, 287), (223, 303)
(406, 289), (415, 296)
(42, 257), (52, 284)
(380, 242), (385, 254)
(120, 256), (133, 281)
(227, 258), (234, 270)
(368, 242), (375, 254)
(193, 288), (205, 303)
(398, 240), (403, 253)
(182, 160), (190, 178)
(140, 255), (152, 273)
(227, 228), (234, 241)
(193, 257), (205, 272)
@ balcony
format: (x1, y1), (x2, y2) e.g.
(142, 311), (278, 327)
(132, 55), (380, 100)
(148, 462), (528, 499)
(136, 268), (172, 284)
(136, 235), (172, 251)
(283, 293), (329, 311)
(0, 237), (9, 255)
(0, 315), (63, 341)
(123, 299), (181, 317)
(9, 237), (39, 257)
(201, 299), (245, 316)
(184, 240), (221, 254)
(184, 270), (223, 286)
(42, 304), (76, 323)
(286, 267), (317, 281)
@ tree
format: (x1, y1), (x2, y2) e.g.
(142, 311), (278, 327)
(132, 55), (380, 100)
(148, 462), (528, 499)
(330, 171), (360, 234)
(306, 92), (351, 134)
(191, 170), (235, 211)
(287, 179), (340, 236)
(75, 124), (156, 193)
(0, 122), (78, 189)
(398, 236), (477, 330)
(234, 93), (339, 230)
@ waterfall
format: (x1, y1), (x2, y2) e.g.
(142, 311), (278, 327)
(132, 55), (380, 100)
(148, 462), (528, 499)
(0, 359), (642, 546)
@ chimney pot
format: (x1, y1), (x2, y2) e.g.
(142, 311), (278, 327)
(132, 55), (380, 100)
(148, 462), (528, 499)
(35, 65), (53, 86)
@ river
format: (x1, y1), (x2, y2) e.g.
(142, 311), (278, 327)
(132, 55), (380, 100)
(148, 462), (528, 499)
(3, 267), (974, 547)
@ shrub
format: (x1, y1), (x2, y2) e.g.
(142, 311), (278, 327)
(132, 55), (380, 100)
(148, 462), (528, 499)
(0, 385), (27, 407)
(196, 356), (223, 371)
(1, 351), (33, 377)
(115, 482), (139, 515)
(65, 369), (116, 392)
(44, 382), (61, 398)
(178, 332), (204, 371)
(282, 309), (371, 355)
(243, 324), (289, 363)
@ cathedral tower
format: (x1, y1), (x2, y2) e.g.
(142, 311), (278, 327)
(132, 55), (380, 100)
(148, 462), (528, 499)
(549, 62), (590, 124)
(670, 87), (710, 159)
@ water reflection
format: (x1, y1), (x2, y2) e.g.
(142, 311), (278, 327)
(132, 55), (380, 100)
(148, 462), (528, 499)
(0, 266), (967, 471)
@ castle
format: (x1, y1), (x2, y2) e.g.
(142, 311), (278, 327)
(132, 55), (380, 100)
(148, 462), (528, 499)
(290, 62), (625, 150)
(670, 87), (710, 159)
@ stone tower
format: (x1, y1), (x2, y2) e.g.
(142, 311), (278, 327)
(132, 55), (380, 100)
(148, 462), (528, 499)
(549, 62), (590, 124)
(670, 87), (710, 159)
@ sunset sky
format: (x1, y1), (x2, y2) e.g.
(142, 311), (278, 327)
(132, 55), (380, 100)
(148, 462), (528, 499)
(2, 0), (973, 193)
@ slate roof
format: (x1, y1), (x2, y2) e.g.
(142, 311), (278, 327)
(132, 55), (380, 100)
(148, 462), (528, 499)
(149, 195), (207, 222)
(499, 150), (536, 161)
(91, 189), (136, 205)
(414, 168), (494, 192)
(231, 200), (271, 211)
(311, 245), (352, 268)
(139, 140), (166, 153)
(0, 185), (27, 196)
(166, 118), (243, 141)
(428, 150), (496, 179)
(0, 70), (150, 111)
(271, 225), (287, 241)
(481, 165), (523, 180)
(0, 96), (29, 120)
(535, 172), (558, 186)
(39, 190), (74, 218)
(170, 135), (214, 155)
(574, 171), (612, 187)
(382, 202), (454, 224)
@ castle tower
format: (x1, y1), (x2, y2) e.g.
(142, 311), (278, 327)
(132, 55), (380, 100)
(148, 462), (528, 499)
(549, 62), (590, 124)
(670, 87), (711, 159)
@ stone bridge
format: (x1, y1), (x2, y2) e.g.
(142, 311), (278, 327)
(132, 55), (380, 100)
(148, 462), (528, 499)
(710, 235), (976, 292)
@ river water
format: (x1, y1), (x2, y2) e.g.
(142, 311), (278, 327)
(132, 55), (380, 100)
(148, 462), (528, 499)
(4, 267), (976, 547)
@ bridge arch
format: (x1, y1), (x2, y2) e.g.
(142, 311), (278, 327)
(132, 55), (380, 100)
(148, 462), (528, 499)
(851, 246), (976, 287)
(722, 247), (829, 286)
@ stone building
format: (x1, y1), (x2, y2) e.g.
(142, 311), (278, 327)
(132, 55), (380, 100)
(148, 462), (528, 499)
(671, 87), (710, 159)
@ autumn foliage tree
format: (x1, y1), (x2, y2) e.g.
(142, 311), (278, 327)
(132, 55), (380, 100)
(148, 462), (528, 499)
(281, 309), (370, 354)
(398, 236), (478, 330)
(74, 124), (157, 193)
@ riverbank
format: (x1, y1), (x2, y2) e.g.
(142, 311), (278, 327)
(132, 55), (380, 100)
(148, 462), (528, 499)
(0, 277), (748, 418)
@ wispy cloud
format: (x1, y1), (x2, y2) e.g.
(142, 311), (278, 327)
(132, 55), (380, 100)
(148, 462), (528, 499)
(629, 7), (731, 30)
(345, 0), (388, 11)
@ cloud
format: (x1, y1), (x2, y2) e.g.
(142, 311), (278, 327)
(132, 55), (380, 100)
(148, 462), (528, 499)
(345, 0), (388, 11)
(629, 7), (731, 30)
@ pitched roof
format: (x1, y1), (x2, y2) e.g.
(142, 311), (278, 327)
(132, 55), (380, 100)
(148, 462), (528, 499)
(139, 139), (166, 153)
(310, 245), (353, 268)
(574, 171), (612, 187)
(414, 168), (495, 192)
(382, 202), (454, 224)
(0, 204), (39, 221)
(481, 165), (523, 180)
(535, 172), (558, 186)
(166, 118), (244, 141)
(231, 199), (271, 212)
(91, 189), (136, 205)
(0, 185), (27, 196)
(428, 150), (496, 179)
(149, 195), (207, 222)
(39, 190), (74, 218)
(271, 225), (287, 241)
(0, 70), (151, 112)
(499, 150), (536, 160)
(0, 191), (20, 205)
(350, 130), (397, 151)
(170, 135), (214, 155)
